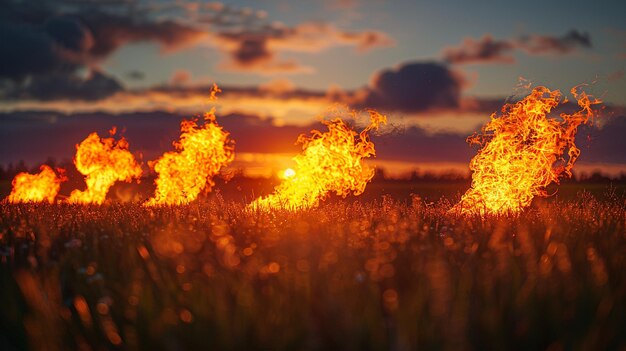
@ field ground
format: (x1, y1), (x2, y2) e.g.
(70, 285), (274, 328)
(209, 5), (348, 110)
(0, 183), (625, 350)
(2, 177), (626, 204)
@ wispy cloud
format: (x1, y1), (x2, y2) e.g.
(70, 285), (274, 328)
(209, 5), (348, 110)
(443, 30), (592, 64)
(0, 0), (394, 100)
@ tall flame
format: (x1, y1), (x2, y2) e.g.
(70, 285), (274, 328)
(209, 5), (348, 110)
(5, 165), (66, 203)
(144, 89), (234, 206)
(453, 86), (601, 215)
(250, 109), (386, 210)
(67, 131), (142, 205)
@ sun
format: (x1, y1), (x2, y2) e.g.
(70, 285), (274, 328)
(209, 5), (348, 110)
(283, 168), (296, 179)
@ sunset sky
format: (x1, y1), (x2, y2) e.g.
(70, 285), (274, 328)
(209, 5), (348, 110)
(1, 0), (626, 177)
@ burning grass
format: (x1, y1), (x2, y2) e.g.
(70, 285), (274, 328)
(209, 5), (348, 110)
(5, 165), (66, 204)
(145, 85), (234, 206)
(453, 86), (601, 215)
(67, 131), (142, 205)
(250, 109), (386, 210)
(1, 191), (625, 350)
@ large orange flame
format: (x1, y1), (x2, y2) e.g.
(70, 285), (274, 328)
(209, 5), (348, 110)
(5, 165), (66, 203)
(250, 109), (386, 210)
(453, 85), (601, 215)
(144, 104), (234, 206)
(67, 131), (142, 205)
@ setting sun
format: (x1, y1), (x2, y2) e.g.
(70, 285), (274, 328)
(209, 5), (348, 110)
(283, 168), (296, 179)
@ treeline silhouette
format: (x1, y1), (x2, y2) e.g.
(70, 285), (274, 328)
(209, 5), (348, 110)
(1, 158), (626, 184)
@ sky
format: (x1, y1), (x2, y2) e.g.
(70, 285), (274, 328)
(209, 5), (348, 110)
(1, 0), (625, 177)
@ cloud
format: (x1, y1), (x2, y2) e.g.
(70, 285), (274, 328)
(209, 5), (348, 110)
(0, 109), (468, 169)
(126, 70), (145, 80)
(0, 61), (469, 115)
(579, 116), (626, 164)
(213, 21), (393, 73)
(442, 35), (515, 64)
(443, 30), (592, 64)
(0, 0), (394, 97)
(259, 79), (296, 94)
(518, 30), (591, 55)
(0, 7), (206, 82)
(79, 12), (207, 59)
(373, 126), (473, 163)
(0, 1), (206, 100)
(0, 19), (79, 81)
(170, 70), (192, 86)
(1, 109), (624, 174)
(214, 34), (313, 74)
(4, 70), (124, 101)
(350, 62), (465, 112)
(0, 110), (313, 167)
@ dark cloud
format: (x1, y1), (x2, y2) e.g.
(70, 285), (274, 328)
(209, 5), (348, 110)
(373, 126), (472, 163)
(138, 83), (327, 100)
(214, 21), (393, 73)
(0, 0), (393, 97)
(1, 109), (623, 172)
(0, 1), (206, 101)
(519, 30), (591, 55)
(0, 110), (311, 166)
(43, 15), (95, 53)
(442, 35), (515, 64)
(5, 70), (124, 101)
(351, 62), (464, 112)
(579, 116), (626, 164)
(126, 70), (145, 80)
(443, 30), (592, 64)
(214, 32), (312, 73)
(0, 20), (76, 81)
(79, 12), (206, 59)
(230, 36), (272, 66)
(0, 5), (205, 82)
(0, 109), (469, 168)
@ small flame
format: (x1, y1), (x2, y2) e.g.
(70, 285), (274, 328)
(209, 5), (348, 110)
(5, 165), (66, 203)
(250, 109), (386, 210)
(144, 93), (234, 206)
(67, 131), (142, 205)
(453, 85), (601, 215)
(208, 83), (222, 101)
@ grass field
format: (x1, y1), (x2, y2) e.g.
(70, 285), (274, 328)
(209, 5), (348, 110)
(1, 185), (625, 350)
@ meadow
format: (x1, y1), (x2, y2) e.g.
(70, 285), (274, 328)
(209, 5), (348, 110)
(0, 182), (625, 351)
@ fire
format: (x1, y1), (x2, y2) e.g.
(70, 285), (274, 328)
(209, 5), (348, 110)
(144, 100), (234, 206)
(67, 131), (142, 205)
(5, 165), (66, 203)
(250, 109), (386, 210)
(453, 85), (601, 215)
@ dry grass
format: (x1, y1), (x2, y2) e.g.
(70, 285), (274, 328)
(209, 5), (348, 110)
(0, 190), (625, 350)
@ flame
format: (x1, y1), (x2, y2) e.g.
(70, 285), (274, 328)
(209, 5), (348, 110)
(144, 107), (234, 206)
(67, 131), (142, 205)
(250, 109), (386, 210)
(453, 86), (601, 215)
(5, 165), (66, 203)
